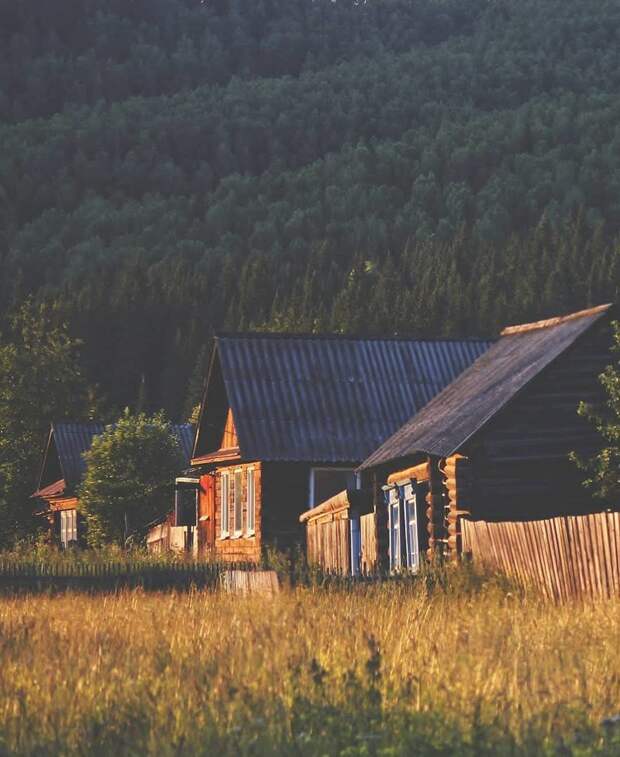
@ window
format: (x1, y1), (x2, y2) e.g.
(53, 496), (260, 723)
(403, 482), (420, 572)
(220, 472), (230, 537)
(247, 468), (255, 535)
(309, 468), (357, 507)
(233, 469), (243, 536)
(386, 486), (402, 571)
(385, 482), (422, 573)
(60, 509), (78, 548)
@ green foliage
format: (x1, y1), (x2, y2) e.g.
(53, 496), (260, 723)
(0, 301), (91, 544)
(2, 0), (620, 416)
(78, 410), (184, 547)
(573, 322), (620, 503)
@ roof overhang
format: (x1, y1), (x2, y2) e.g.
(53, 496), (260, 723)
(299, 487), (372, 523)
(32, 478), (66, 499)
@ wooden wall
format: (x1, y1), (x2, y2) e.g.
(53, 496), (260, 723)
(307, 511), (350, 574)
(464, 319), (613, 522)
(360, 512), (377, 574)
(462, 512), (620, 601)
(261, 462), (311, 552)
(212, 461), (262, 563)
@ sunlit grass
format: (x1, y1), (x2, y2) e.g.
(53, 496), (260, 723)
(0, 575), (618, 755)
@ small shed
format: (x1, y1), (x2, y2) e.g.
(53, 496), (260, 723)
(360, 304), (617, 571)
(299, 488), (375, 575)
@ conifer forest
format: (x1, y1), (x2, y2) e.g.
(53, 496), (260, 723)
(1, 0), (620, 416)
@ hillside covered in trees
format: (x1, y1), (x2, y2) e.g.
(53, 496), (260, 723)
(1, 0), (620, 418)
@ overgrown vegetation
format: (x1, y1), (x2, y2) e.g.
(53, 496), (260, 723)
(0, 579), (617, 755)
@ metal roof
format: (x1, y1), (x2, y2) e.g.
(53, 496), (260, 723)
(44, 422), (194, 491)
(360, 305), (613, 468)
(173, 424), (195, 463)
(52, 423), (105, 489)
(214, 334), (492, 463)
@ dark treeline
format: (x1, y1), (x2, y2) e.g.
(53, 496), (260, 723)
(0, 0), (480, 122)
(1, 0), (620, 419)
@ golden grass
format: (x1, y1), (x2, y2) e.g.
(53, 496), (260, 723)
(0, 578), (618, 755)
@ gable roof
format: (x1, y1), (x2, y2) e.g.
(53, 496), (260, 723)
(195, 334), (492, 463)
(360, 304), (613, 469)
(36, 422), (195, 494)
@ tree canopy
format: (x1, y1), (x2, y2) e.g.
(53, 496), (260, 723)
(0, 302), (92, 543)
(78, 411), (185, 547)
(1, 0), (620, 417)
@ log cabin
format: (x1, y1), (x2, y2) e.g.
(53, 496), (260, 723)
(357, 304), (616, 572)
(189, 333), (492, 563)
(34, 422), (194, 547)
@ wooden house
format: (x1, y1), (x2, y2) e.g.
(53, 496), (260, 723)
(34, 422), (194, 547)
(358, 305), (616, 572)
(190, 334), (492, 563)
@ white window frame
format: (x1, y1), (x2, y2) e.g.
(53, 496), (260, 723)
(246, 467), (256, 536)
(386, 486), (402, 572)
(308, 467), (360, 508)
(403, 482), (420, 573)
(60, 509), (78, 548)
(220, 471), (230, 538)
(232, 468), (243, 538)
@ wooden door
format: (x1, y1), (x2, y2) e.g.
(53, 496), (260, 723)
(199, 474), (215, 552)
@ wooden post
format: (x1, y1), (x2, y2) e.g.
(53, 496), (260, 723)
(426, 456), (446, 560)
(443, 454), (472, 560)
(445, 455), (468, 560)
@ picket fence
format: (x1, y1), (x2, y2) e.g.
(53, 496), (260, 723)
(461, 511), (620, 601)
(0, 560), (255, 593)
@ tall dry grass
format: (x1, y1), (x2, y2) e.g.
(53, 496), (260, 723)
(0, 575), (618, 755)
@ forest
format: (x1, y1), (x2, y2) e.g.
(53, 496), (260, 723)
(1, 0), (620, 419)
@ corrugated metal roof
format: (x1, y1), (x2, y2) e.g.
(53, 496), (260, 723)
(215, 335), (492, 463)
(50, 422), (194, 490)
(173, 424), (194, 463)
(52, 423), (105, 488)
(360, 305), (613, 468)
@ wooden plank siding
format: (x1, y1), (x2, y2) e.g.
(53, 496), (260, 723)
(212, 462), (262, 563)
(360, 512), (377, 574)
(462, 512), (620, 601)
(307, 513), (351, 574)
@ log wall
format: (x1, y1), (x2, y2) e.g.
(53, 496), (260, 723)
(462, 512), (620, 601)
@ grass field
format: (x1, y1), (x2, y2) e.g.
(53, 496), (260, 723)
(0, 572), (618, 756)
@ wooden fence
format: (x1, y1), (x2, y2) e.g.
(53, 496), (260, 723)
(0, 560), (255, 594)
(461, 512), (620, 601)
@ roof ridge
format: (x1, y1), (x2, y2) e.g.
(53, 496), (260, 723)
(501, 304), (612, 336)
(215, 331), (491, 342)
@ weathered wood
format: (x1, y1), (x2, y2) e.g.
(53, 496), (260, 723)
(387, 461), (430, 485)
(462, 513), (620, 601)
(500, 304), (611, 336)
(220, 570), (280, 595)
(360, 512), (377, 575)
